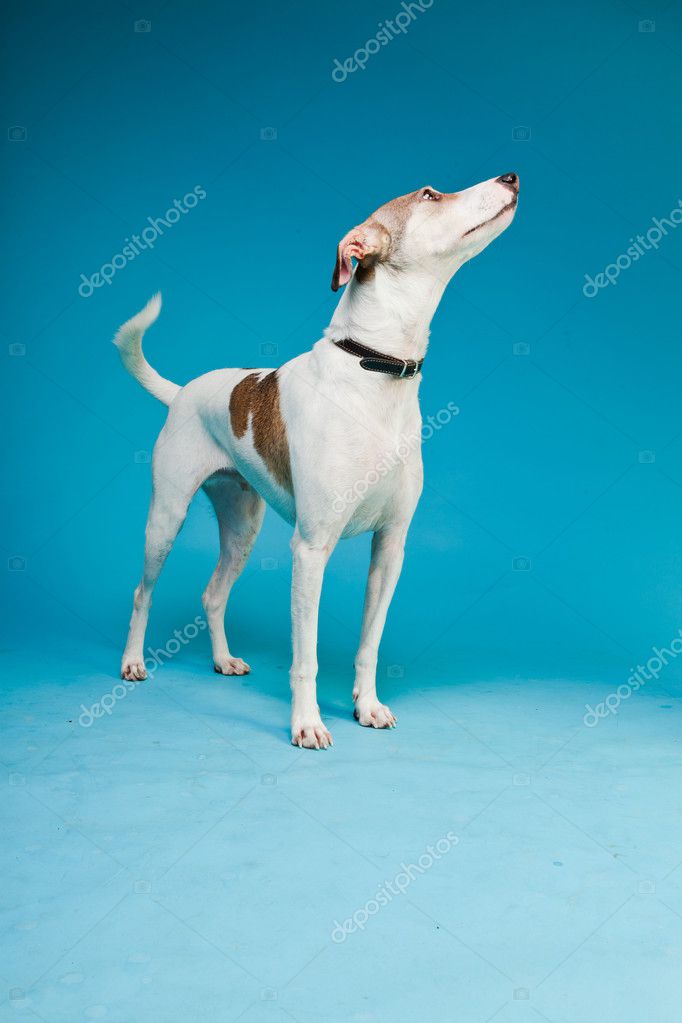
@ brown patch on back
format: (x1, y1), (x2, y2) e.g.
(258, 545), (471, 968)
(229, 372), (293, 493)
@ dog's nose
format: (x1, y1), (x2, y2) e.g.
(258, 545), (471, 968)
(497, 172), (519, 191)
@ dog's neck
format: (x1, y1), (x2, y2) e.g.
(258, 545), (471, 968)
(325, 262), (456, 362)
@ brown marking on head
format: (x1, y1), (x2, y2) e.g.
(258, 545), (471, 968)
(229, 372), (293, 492)
(331, 187), (459, 290)
(331, 218), (391, 291)
(374, 187), (459, 245)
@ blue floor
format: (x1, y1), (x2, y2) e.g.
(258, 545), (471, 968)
(3, 638), (682, 1023)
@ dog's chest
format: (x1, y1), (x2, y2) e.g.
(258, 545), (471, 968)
(336, 421), (423, 537)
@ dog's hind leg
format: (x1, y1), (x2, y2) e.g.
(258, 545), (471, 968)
(201, 473), (265, 676)
(120, 426), (210, 681)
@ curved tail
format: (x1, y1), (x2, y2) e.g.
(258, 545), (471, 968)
(112, 293), (180, 406)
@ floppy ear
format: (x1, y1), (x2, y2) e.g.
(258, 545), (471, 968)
(331, 218), (391, 292)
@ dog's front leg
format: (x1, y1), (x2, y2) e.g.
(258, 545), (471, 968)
(289, 527), (335, 749)
(353, 526), (408, 728)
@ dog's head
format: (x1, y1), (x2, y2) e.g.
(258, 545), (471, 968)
(331, 174), (519, 291)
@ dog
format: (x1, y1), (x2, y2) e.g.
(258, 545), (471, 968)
(114, 172), (519, 748)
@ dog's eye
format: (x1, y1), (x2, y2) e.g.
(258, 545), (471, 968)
(421, 187), (441, 201)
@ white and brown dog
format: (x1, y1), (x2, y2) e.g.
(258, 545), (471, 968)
(114, 172), (519, 748)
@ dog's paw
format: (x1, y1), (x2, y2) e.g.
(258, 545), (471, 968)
(354, 699), (396, 729)
(291, 717), (333, 749)
(121, 658), (147, 682)
(214, 656), (250, 676)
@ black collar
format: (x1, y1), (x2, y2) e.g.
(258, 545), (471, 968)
(333, 338), (424, 379)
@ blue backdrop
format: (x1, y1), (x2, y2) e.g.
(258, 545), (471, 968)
(4, 0), (682, 687)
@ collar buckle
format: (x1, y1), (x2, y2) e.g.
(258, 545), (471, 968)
(400, 359), (419, 379)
